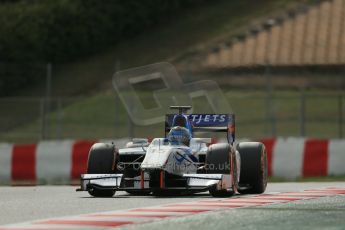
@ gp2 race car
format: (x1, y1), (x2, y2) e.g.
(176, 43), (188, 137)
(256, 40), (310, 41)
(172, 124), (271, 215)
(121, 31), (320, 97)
(77, 106), (268, 197)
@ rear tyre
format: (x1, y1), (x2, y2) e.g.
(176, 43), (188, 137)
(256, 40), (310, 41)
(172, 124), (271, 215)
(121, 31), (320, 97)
(237, 142), (268, 194)
(206, 143), (236, 197)
(87, 143), (117, 197)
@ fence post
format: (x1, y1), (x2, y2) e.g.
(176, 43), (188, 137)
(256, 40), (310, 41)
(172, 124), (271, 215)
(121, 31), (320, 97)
(40, 98), (46, 140)
(127, 98), (134, 139)
(113, 95), (119, 139)
(128, 117), (134, 139)
(43, 63), (52, 140)
(338, 95), (343, 138)
(114, 60), (121, 139)
(299, 87), (306, 137)
(56, 97), (63, 140)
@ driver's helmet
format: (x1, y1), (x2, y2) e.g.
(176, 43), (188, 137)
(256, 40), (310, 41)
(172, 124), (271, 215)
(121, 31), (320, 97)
(167, 126), (191, 146)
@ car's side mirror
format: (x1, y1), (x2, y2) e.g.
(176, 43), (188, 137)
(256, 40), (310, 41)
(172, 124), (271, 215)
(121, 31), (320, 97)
(132, 138), (149, 144)
(126, 138), (149, 148)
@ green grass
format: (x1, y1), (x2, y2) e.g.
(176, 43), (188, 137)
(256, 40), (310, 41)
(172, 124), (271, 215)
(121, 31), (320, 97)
(226, 89), (345, 139)
(2, 89), (344, 143)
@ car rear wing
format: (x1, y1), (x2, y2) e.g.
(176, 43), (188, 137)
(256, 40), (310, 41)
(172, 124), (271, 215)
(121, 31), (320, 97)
(165, 114), (235, 145)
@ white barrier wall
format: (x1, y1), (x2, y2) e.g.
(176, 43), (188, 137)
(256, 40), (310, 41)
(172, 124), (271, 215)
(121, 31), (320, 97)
(0, 137), (344, 184)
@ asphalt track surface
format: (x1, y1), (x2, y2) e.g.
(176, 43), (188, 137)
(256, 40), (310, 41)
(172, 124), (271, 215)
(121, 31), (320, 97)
(0, 182), (345, 229)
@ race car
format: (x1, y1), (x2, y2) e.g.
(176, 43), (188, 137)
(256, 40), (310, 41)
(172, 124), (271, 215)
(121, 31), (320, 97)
(77, 106), (268, 197)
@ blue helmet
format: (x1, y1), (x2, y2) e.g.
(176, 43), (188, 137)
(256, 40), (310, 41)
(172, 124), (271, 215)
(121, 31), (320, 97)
(167, 126), (191, 146)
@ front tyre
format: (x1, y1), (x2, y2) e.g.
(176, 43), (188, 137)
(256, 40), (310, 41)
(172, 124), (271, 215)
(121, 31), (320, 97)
(237, 142), (268, 194)
(206, 143), (237, 197)
(125, 190), (151, 196)
(87, 143), (117, 197)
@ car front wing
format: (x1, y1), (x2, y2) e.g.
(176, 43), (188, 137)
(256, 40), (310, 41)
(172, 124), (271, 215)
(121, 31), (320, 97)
(77, 173), (233, 192)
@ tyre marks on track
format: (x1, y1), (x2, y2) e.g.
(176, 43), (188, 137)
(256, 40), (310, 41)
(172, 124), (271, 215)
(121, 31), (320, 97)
(1, 188), (345, 230)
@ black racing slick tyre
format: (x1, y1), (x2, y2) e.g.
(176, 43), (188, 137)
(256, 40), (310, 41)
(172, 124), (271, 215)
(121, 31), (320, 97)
(237, 142), (268, 194)
(87, 143), (117, 197)
(206, 143), (237, 197)
(125, 190), (151, 196)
